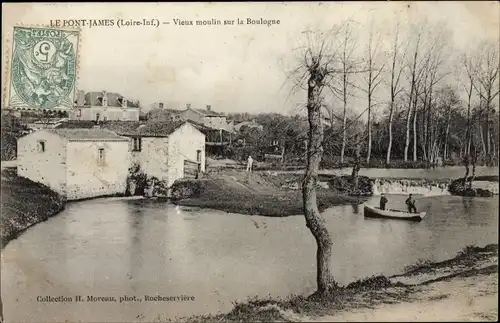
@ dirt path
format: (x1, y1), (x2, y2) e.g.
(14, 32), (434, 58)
(180, 245), (498, 323)
(291, 273), (497, 322)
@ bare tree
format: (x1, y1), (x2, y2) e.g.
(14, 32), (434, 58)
(422, 41), (449, 166)
(386, 21), (407, 165)
(339, 22), (359, 164)
(403, 25), (423, 162)
(284, 24), (368, 295)
(471, 41), (500, 166)
(363, 21), (386, 164)
(285, 27), (342, 295)
(461, 52), (477, 161)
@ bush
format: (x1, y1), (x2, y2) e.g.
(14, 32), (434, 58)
(126, 164), (169, 197)
(328, 175), (373, 196)
(126, 164), (148, 195)
(448, 176), (496, 197)
(170, 179), (206, 201)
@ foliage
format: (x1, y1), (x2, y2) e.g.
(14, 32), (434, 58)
(448, 175), (497, 197)
(1, 115), (29, 161)
(328, 175), (373, 196)
(1, 169), (65, 248)
(170, 179), (205, 200)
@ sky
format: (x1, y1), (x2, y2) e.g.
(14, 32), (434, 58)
(2, 2), (499, 116)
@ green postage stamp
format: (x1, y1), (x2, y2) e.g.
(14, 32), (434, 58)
(6, 26), (80, 110)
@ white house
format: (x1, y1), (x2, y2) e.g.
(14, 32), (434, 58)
(180, 104), (229, 131)
(121, 121), (206, 188)
(17, 129), (130, 200)
(70, 90), (140, 122)
(233, 119), (264, 132)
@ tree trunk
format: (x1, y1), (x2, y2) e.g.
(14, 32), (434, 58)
(469, 144), (477, 189)
(386, 102), (394, 165)
(466, 81), (473, 157)
(491, 133), (496, 164)
(412, 92), (419, 162)
(443, 111), (451, 160)
(352, 135), (361, 193)
(426, 95), (434, 167)
(422, 100), (428, 161)
(366, 96), (372, 164)
(340, 77), (347, 164)
(404, 100), (413, 161)
(303, 73), (337, 294)
(479, 123), (487, 161)
(404, 39), (420, 162)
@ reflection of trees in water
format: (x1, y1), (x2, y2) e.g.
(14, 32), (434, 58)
(128, 201), (145, 291)
(351, 203), (359, 214)
(462, 197), (473, 211)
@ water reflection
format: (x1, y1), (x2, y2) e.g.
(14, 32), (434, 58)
(327, 166), (498, 180)
(462, 197), (473, 210)
(1, 195), (498, 322)
(128, 201), (144, 291)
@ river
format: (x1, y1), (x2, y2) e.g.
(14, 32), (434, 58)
(1, 193), (498, 322)
(280, 166), (499, 180)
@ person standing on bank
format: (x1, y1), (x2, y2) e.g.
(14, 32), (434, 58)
(405, 194), (417, 213)
(246, 155), (254, 172)
(379, 193), (388, 210)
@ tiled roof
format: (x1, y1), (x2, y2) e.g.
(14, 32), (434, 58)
(193, 108), (225, 117)
(147, 109), (182, 121)
(128, 121), (187, 137)
(56, 121), (96, 129)
(47, 129), (129, 141)
(100, 121), (143, 135)
(84, 91), (138, 107)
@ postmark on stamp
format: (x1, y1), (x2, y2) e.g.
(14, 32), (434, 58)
(5, 26), (80, 110)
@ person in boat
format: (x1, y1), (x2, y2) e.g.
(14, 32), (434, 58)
(405, 194), (417, 213)
(379, 193), (388, 210)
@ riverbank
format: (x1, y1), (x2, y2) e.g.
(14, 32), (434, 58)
(0, 169), (65, 249)
(170, 169), (366, 216)
(449, 175), (500, 197)
(176, 243), (498, 322)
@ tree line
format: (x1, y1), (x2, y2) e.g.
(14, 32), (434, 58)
(280, 15), (499, 297)
(229, 19), (499, 170)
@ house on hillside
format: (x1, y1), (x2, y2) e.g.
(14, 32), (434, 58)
(17, 129), (130, 200)
(149, 101), (165, 110)
(116, 121), (206, 187)
(70, 90), (140, 122)
(233, 119), (264, 132)
(180, 104), (229, 131)
(147, 108), (183, 122)
(26, 118), (69, 131)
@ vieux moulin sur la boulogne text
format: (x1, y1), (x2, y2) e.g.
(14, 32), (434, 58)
(49, 17), (281, 28)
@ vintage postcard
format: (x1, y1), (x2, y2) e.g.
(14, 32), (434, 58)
(1, 2), (499, 322)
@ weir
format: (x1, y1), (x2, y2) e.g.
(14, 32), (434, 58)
(372, 179), (451, 196)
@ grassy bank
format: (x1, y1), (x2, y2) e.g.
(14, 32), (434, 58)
(171, 170), (366, 216)
(449, 175), (499, 197)
(0, 169), (65, 249)
(249, 158), (466, 171)
(174, 243), (498, 322)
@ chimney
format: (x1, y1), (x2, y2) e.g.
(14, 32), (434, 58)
(186, 103), (191, 109)
(101, 91), (108, 107)
(206, 105), (211, 111)
(75, 90), (85, 106)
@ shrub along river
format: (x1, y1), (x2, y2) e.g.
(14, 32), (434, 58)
(1, 182), (498, 322)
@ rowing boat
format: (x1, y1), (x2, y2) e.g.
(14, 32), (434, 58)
(363, 205), (426, 222)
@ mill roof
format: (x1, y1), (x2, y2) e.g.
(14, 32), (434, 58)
(47, 129), (129, 141)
